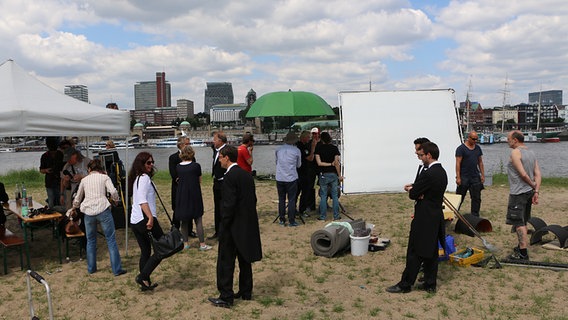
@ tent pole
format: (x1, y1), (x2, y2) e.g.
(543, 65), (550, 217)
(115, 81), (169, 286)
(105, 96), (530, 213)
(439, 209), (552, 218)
(125, 138), (129, 256)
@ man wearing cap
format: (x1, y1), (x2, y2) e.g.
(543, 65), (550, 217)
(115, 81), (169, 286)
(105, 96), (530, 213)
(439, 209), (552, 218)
(275, 132), (302, 227)
(237, 133), (254, 173)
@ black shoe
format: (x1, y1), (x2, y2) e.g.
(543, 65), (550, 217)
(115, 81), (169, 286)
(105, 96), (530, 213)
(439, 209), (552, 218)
(208, 297), (233, 308)
(189, 231), (198, 238)
(207, 233), (218, 240)
(415, 283), (436, 293)
(234, 292), (252, 300)
(386, 284), (410, 294)
(509, 251), (529, 261)
(114, 269), (127, 277)
(135, 275), (154, 292)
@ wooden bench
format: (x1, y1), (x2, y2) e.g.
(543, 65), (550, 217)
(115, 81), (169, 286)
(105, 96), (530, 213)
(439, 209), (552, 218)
(65, 231), (85, 261)
(0, 225), (25, 274)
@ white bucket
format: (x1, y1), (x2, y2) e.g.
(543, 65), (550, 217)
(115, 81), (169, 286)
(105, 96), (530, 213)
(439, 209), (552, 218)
(350, 234), (370, 256)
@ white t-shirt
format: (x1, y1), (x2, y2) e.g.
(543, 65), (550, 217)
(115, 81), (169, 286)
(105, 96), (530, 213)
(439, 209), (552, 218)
(130, 174), (157, 224)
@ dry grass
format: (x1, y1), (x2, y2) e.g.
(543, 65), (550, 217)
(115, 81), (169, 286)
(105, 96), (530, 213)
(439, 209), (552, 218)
(1, 179), (567, 320)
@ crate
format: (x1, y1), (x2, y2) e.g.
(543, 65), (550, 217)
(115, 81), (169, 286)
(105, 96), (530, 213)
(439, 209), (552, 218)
(449, 247), (484, 267)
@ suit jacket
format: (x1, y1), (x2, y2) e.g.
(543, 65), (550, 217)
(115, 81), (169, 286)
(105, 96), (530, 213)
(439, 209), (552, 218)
(168, 151), (181, 210)
(220, 165), (262, 263)
(212, 147), (227, 181)
(408, 163), (447, 258)
(0, 182), (8, 225)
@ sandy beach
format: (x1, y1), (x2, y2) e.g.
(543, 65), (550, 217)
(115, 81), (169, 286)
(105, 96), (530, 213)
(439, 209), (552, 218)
(0, 177), (567, 319)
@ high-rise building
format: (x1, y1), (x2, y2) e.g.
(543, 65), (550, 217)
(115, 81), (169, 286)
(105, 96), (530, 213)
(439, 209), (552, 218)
(177, 99), (194, 119)
(528, 90), (562, 106)
(64, 85), (89, 103)
(134, 73), (171, 110)
(204, 82), (233, 114)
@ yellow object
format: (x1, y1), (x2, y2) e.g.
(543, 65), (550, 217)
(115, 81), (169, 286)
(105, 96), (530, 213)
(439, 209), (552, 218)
(449, 247), (484, 267)
(442, 193), (461, 220)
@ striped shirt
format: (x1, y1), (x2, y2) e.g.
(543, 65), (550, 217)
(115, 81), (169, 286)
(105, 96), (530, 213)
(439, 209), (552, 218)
(73, 171), (118, 216)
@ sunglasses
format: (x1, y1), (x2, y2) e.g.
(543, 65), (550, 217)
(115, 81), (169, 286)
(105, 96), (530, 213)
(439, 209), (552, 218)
(470, 137), (478, 141)
(146, 160), (155, 165)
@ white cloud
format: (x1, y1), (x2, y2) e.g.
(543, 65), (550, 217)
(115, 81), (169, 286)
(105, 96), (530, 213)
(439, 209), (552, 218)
(1, 0), (567, 111)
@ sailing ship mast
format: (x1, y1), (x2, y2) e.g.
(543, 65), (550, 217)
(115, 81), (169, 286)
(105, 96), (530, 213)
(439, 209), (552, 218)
(536, 85), (542, 131)
(500, 76), (509, 133)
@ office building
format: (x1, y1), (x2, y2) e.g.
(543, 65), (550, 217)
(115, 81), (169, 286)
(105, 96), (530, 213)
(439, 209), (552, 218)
(204, 82), (233, 114)
(177, 99), (194, 119)
(134, 72), (172, 110)
(64, 85), (88, 103)
(528, 90), (562, 106)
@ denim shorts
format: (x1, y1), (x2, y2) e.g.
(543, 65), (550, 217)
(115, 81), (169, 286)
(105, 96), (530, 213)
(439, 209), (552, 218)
(506, 191), (534, 226)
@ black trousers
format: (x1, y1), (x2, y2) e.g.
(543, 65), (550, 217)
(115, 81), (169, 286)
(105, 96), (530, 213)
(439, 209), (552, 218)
(131, 218), (164, 282)
(216, 234), (253, 302)
(297, 170), (316, 213)
(213, 180), (223, 234)
(398, 247), (439, 290)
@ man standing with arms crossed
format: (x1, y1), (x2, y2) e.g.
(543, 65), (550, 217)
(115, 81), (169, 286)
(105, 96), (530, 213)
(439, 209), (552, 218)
(506, 130), (541, 261)
(455, 131), (485, 216)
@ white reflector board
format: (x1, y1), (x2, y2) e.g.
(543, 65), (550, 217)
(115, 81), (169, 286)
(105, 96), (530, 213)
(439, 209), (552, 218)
(339, 89), (461, 194)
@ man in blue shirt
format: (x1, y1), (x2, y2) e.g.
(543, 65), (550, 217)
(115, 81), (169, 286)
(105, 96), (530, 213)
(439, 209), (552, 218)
(275, 132), (302, 226)
(455, 131), (485, 216)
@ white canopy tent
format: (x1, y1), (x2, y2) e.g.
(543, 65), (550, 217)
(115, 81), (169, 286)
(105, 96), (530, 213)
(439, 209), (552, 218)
(0, 59), (129, 136)
(0, 59), (133, 253)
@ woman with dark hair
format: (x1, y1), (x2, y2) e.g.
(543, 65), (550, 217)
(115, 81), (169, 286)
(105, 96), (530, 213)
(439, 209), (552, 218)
(73, 159), (125, 276)
(175, 145), (211, 251)
(128, 152), (162, 291)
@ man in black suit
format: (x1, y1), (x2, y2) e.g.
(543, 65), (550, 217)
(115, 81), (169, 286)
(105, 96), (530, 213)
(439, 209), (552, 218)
(209, 146), (262, 308)
(168, 136), (195, 236)
(209, 131), (227, 240)
(387, 141), (448, 294)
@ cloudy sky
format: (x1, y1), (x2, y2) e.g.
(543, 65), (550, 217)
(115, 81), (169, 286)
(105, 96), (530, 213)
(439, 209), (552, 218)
(2, 0), (567, 112)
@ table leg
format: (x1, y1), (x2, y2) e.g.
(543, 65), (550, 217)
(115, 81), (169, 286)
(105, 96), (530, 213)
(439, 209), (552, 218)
(55, 221), (62, 264)
(22, 222), (31, 269)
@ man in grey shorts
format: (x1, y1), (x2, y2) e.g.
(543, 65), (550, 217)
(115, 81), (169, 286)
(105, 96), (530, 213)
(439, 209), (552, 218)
(505, 130), (541, 260)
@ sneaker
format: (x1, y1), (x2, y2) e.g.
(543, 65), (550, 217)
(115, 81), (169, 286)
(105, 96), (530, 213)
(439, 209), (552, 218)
(333, 216), (341, 221)
(288, 221), (299, 227)
(199, 244), (213, 251)
(279, 220), (286, 226)
(509, 251), (529, 261)
(317, 216), (326, 221)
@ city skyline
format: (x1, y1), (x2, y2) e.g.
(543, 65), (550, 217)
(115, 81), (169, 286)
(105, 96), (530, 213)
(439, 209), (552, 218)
(2, 1), (567, 112)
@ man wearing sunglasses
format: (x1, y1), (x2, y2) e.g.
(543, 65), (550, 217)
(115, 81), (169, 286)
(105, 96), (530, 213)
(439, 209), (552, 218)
(455, 131), (485, 216)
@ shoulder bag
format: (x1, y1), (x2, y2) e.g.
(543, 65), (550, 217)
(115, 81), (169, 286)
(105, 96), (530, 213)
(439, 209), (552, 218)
(146, 180), (184, 259)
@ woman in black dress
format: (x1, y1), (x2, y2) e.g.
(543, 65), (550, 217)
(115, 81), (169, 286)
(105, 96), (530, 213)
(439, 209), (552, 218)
(175, 146), (212, 251)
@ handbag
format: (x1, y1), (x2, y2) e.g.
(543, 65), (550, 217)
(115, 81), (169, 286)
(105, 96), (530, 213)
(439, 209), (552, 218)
(147, 181), (184, 259)
(64, 208), (82, 235)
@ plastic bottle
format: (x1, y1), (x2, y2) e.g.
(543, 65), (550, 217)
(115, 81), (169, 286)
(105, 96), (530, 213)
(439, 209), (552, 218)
(21, 182), (27, 200)
(15, 183), (21, 200)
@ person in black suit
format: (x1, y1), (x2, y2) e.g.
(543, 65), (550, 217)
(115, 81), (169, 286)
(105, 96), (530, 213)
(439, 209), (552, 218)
(387, 141), (447, 294)
(209, 131), (227, 240)
(208, 146), (262, 308)
(0, 182), (9, 225)
(169, 136), (195, 237)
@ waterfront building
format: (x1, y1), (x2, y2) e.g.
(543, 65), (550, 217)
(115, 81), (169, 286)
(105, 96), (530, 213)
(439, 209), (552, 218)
(130, 107), (178, 126)
(204, 82), (233, 114)
(210, 103), (246, 124)
(134, 72), (172, 110)
(492, 108), (518, 125)
(528, 90), (562, 106)
(64, 85), (88, 103)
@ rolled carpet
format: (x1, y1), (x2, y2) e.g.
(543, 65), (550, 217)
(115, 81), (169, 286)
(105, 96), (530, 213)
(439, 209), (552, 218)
(311, 225), (351, 257)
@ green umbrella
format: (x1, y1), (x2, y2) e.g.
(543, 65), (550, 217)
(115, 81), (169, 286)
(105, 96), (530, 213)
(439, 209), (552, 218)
(245, 91), (334, 118)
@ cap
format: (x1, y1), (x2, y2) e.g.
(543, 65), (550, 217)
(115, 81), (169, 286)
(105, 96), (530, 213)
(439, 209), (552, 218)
(311, 127), (320, 134)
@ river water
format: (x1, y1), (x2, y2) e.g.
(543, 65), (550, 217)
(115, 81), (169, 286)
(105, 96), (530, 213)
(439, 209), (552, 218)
(1, 142), (567, 178)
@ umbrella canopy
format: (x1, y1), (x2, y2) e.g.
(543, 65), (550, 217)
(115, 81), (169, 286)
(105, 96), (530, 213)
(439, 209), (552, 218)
(246, 91), (334, 118)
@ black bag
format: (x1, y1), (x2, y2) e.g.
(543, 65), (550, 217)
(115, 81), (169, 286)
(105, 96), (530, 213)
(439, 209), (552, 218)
(147, 180), (183, 259)
(149, 227), (184, 260)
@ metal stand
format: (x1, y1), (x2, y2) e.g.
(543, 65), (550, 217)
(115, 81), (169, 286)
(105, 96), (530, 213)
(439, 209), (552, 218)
(27, 270), (54, 320)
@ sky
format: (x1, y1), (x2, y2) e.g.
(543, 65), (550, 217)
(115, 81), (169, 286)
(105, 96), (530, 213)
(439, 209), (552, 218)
(2, 0), (567, 112)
